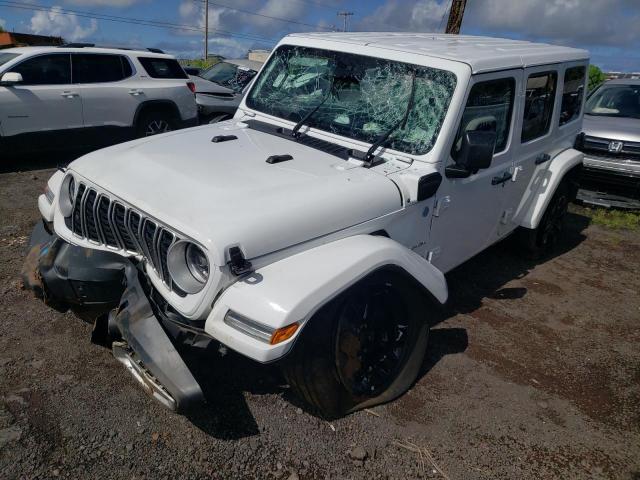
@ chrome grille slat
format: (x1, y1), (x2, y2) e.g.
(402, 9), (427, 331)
(79, 186), (90, 239)
(62, 185), (179, 292)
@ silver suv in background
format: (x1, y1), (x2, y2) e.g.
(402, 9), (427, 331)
(190, 59), (263, 123)
(576, 79), (640, 207)
(0, 45), (198, 153)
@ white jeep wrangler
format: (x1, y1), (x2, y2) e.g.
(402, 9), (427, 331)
(25, 33), (589, 417)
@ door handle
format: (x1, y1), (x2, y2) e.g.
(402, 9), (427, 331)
(535, 153), (551, 165)
(128, 89), (144, 96)
(61, 91), (78, 98)
(492, 171), (512, 186)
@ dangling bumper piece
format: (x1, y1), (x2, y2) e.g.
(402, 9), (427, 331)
(22, 222), (205, 413)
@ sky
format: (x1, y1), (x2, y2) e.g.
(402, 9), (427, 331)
(0, 0), (638, 72)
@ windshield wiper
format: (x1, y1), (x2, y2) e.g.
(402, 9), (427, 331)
(291, 77), (334, 138)
(364, 70), (417, 164)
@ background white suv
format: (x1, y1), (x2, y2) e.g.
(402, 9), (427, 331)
(0, 44), (197, 152)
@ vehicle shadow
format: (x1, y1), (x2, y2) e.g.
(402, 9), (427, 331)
(442, 210), (590, 316)
(178, 210), (592, 438)
(0, 149), (88, 174)
(182, 346), (286, 440)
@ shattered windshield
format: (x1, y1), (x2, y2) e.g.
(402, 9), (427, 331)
(201, 62), (257, 93)
(246, 45), (457, 155)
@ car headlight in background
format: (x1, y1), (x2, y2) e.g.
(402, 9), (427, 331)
(59, 174), (76, 216)
(167, 240), (210, 294)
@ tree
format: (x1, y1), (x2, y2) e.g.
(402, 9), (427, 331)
(588, 65), (606, 92)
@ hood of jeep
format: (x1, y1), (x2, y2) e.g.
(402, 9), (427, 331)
(69, 122), (402, 263)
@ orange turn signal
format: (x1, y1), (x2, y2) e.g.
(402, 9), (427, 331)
(270, 322), (299, 345)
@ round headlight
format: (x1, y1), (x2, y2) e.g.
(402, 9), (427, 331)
(167, 241), (210, 294)
(59, 174), (76, 217)
(186, 243), (209, 283)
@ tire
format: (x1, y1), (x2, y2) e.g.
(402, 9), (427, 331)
(517, 180), (570, 258)
(135, 110), (175, 138)
(282, 269), (431, 419)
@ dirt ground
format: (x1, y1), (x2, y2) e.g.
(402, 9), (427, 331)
(1, 154), (639, 480)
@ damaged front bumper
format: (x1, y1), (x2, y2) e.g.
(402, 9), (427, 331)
(22, 222), (205, 413)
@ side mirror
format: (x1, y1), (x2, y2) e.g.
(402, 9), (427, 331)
(0, 72), (23, 85)
(447, 130), (496, 178)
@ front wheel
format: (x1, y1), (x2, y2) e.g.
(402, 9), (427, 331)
(282, 269), (430, 419)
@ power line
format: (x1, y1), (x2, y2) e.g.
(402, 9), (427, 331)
(337, 11), (353, 32)
(193, 0), (334, 31)
(0, 0), (277, 43)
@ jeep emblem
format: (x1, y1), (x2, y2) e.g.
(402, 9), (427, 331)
(608, 141), (623, 153)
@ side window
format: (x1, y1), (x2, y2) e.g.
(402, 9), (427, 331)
(452, 77), (515, 160)
(72, 54), (132, 83)
(11, 54), (71, 85)
(559, 66), (586, 126)
(521, 71), (557, 143)
(137, 57), (188, 79)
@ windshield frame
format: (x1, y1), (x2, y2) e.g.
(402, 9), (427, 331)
(243, 43), (461, 159)
(585, 83), (640, 119)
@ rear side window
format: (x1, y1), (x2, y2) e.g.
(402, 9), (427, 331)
(559, 66), (586, 126)
(137, 57), (187, 79)
(72, 54), (133, 83)
(522, 71), (557, 143)
(11, 54), (71, 85)
(452, 77), (515, 159)
(0, 53), (19, 68)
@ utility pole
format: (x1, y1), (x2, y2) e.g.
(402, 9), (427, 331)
(337, 11), (354, 32)
(445, 0), (467, 34)
(204, 0), (209, 60)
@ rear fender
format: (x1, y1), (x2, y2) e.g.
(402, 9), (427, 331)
(520, 148), (583, 230)
(205, 235), (447, 363)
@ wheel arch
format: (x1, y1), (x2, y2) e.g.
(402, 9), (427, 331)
(133, 100), (181, 127)
(520, 148), (584, 230)
(204, 235), (448, 363)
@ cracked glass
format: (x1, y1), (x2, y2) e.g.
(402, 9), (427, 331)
(246, 45), (457, 156)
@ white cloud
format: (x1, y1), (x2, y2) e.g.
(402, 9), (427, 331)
(64, 0), (147, 6)
(464, 0), (640, 47)
(30, 5), (98, 41)
(0, 18), (6, 30)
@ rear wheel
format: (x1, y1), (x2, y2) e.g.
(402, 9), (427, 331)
(518, 180), (570, 258)
(136, 110), (175, 138)
(282, 269), (430, 418)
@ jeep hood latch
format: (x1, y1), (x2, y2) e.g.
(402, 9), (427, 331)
(227, 246), (253, 275)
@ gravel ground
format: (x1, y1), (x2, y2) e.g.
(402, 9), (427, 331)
(1, 154), (639, 480)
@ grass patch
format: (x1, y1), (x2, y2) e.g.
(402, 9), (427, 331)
(583, 207), (640, 230)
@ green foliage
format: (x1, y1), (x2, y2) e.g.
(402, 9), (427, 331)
(0, 25), (5, 33)
(588, 65), (606, 92)
(585, 207), (640, 231)
(181, 58), (220, 71)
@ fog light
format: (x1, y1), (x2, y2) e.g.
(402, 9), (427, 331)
(224, 310), (273, 343)
(224, 311), (300, 345)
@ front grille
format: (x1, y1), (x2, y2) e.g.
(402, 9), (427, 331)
(581, 135), (640, 162)
(66, 183), (179, 291)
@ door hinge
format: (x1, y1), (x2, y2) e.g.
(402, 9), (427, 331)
(433, 196), (451, 217)
(427, 247), (441, 263)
